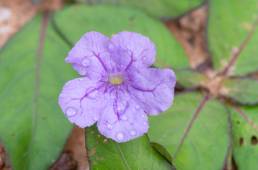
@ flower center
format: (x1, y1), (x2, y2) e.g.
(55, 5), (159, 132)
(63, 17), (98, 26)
(109, 74), (124, 85)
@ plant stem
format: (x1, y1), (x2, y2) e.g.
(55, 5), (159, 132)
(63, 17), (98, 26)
(173, 94), (210, 159)
(220, 17), (258, 76)
(234, 107), (258, 132)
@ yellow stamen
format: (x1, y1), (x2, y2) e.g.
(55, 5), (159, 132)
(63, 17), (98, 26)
(109, 74), (123, 85)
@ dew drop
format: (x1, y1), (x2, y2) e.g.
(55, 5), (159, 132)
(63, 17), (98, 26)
(93, 116), (98, 121)
(121, 115), (128, 120)
(82, 58), (91, 67)
(116, 132), (124, 140)
(90, 91), (98, 97)
(103, 139), (108, 143)
(66, 107), (77, 116)
(79, 69), (87, 75)
(135, 105), (140, 110)
(117, 107), (122, 111)
(108, 44), (115, 51)
(66, 81), (73, 86)
(130, 130), (136, 136)
(107, 123), (112, 129)
(59, 94), (66, 98)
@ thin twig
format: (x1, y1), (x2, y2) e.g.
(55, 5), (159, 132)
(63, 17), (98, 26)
(30, 11), (50, 149)
(221, 17), (258, 76)
(173, 94), (210, 159)
(234, 106), (258, 132)
(224, 105), (233, 170)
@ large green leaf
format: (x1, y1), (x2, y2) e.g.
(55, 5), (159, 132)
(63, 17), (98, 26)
(222, 78), (258, 105)
(175, 68), (207, 89)
(0, 15), (74, 169)
(77, 0), (204, 18)
(53, 5), (189, 69)
(148, 93), (229, 170)
(231, 106), (258, 170)
(208, 0), (258, 75)
(86, 126), (173, 170)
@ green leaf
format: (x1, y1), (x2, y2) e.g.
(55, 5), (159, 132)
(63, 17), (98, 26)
(208, 0), (258, 75)
(222, 78), (258, 105)
(86, 126), (173, 170)
(175, 68), (207, 88)
(76, 0), (204, 18)
(53, 5), (189, 69)
(231, 106), (258, 170)
(148, 92), (229, 170)
(0, 15), (74, 169)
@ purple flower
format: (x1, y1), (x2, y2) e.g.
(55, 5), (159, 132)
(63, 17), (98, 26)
(58, 31), (176, 142)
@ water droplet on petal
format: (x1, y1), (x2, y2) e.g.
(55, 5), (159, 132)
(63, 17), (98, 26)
(59, 94), (66, 98)
(82, 58), (91, 67)
(142, 56), (148, 63)
(107, 123), (112, 129)
(79, 69), (87, 75)
(93, 115), (98, 121)
(66, 81), (73, 86)
(116, 132), (124, 140)
(78, 78), (84, 81)
(108, 44), (115, 51)
(130, 130), (136, 136)
(121, 115), (127, 120)
(135, 105), (140, 110)
(66, 107), (77, 116)
(90, 91), (98, 98)
(117, 107), (122, 111)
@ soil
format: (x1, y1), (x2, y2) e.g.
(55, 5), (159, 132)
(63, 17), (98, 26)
(166, 5), (209, 69)
(0, 0), (36, 47)
(50, 127), (89, 170)
(0, 0), (208, 169)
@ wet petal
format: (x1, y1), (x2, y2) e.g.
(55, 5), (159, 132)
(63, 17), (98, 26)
(59, 31), (176, 143)
(128, 68), (176, 115)
(58, 77), (107, 127)
(97, 92), (149, 142)
(109, 48), (134, 72)
(65, 32), (110, 79)
(110, 32), (156, 68)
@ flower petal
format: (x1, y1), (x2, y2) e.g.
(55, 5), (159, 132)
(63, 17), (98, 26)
(109, 48), (134, 72)
(65, 32), (110, 79)
(128, 68), (176, 115)
(109, 32), (156, 67)
(97, 92), (149, 142)
(58, 77), (107, 127)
